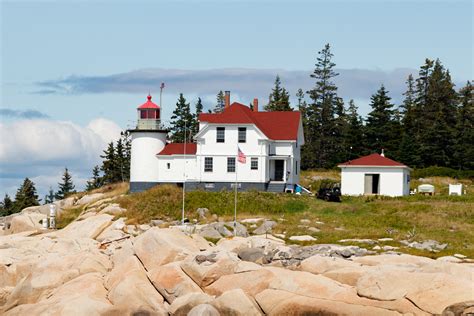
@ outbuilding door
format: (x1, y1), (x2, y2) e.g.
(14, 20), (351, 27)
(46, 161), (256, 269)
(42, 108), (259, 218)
(364, 174), (380, 194)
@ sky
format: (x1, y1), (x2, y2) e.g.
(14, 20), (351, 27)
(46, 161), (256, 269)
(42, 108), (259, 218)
(1, 0), (472, 199)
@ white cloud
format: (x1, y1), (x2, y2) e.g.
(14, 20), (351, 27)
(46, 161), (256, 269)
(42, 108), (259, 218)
(0, 118), (122, 197)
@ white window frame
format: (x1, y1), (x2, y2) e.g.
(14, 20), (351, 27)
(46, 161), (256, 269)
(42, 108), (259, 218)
(227, 157), (236, 173)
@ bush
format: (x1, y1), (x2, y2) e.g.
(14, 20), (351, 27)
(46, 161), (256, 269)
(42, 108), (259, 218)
(412, 167), (474, 180)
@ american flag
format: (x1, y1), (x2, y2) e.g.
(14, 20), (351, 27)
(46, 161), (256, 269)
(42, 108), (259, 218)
(238, 147), (246, 164)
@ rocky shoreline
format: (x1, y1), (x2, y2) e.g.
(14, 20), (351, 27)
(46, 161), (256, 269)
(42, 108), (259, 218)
(1, 194), (473, 315)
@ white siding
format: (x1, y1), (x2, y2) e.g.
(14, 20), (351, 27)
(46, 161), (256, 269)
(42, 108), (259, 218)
(340, 167), (409, 197)
(130, 132), (167, 182)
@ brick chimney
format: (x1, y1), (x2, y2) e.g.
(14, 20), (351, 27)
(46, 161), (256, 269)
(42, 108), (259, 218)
(224, 91), (230, 108)
(253, 98), (259, 112)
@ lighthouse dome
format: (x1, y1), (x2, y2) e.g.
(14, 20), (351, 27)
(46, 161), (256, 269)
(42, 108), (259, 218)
(138, 94), (160, 109)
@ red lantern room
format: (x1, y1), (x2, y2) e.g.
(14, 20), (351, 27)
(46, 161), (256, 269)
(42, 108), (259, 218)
(137, 94), (161, 129)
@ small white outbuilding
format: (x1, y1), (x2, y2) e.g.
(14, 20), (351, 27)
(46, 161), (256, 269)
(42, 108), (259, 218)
(338, 153), (411, 197)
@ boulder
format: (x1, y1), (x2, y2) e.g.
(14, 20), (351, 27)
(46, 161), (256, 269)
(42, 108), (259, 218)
(216, 237), (249, 253)
(353, 253), (434, 267)
(188, 304), (220, 316)
(8, 213), (45, 234)
(225, 221), (248, 237)
(168, 292), (215, 316)
(238, 248), (267, 264)
(75, 193), (105, 206)
(289, 235), (317, 242)
(148, 261), (203, 303)
(181, 250), (241, 287)
(253, 220), (276, 235)
(199, 226), (223, 240)
(133, 228), (201, 271)
(53, 214), (114, 239)
(213, 289), (262, 315)
(105, 256), (165, 313)
(196, 208), (210, 219)
(442, 301), (474, 316)
(356, 270), (474, 314)
(255, 289), (400, 316)
(98, 203), (125, 215)
(3, 273), (113, 316)
(300, 255), (363, 274)
(205, 269), (274, 297)
(95, 218), (128, 243)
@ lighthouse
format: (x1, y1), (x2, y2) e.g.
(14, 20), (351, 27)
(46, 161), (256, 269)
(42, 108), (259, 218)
(129, 94), (168, 192)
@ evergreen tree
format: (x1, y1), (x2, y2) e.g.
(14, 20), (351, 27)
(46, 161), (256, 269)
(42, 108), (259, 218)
(214, 91), (225, 113)
(0, 194), (14, 216)
(115, 138), (126, 182)
(399, 74), (422, 167)
(86, 165), (103, 191)
(453, 81), (473, 170)
(120, 131), (131, 181)
(55, 168), (75, 200)
(14, 178), (40, 212)
(418, 59), (458, 167)
(304, 43), (341, 168)
(44, 187), (55, 204)
(193, 97), (204, 136)
(344, 99), (365, 160)
(101, 142), (118, 184)
(265, 75), (292, 111)
(365, 85), (398, 155)
(170, 93), (194, 142)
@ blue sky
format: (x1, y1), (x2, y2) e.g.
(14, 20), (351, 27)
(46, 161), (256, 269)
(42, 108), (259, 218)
(1, 0), (472, 198)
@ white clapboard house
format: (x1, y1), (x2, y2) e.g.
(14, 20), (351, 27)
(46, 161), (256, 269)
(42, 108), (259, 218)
(338, 152), (411, 197)
(129, 92), (304, 193)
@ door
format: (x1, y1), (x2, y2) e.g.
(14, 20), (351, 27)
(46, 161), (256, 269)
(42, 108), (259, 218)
(364, 174), (380, 194)
(274, 160), (284, 181)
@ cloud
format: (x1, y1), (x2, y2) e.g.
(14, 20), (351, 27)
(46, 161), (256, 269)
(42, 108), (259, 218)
(0, 108), (50, 119)
(0, 118), (122, 197)
(35, 67), (418, 106)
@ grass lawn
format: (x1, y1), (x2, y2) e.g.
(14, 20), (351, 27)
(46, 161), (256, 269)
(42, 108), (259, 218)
(116, 177), (473, 259)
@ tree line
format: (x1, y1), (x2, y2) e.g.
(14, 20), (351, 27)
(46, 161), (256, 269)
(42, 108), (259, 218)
(0, 132), (132, 216)
(167, 46), (472, 171)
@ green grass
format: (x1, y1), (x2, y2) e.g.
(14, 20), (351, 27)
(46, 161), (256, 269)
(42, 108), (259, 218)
(116, 183), (474, 258)
(56, 206), (83, 229)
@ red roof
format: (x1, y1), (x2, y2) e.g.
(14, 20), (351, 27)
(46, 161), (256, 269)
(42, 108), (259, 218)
(138, 95), (160, 109)
(199, 103), (301, 140)
(339, 153), (407, 167)
(157, 143), (197, 156)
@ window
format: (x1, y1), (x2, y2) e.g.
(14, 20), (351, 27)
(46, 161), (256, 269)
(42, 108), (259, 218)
(251, 158), (258, 170)
(167, 163), (171, 169)
(227, 157), (236, 172)
(238, 127), (246, 143)
(216, 127), (225, 143)
(204, 157), (213, 172)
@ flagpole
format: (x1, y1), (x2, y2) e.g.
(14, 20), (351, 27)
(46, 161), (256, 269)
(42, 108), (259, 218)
(182, 118), (186, 226)
(234, 145), (238, 237)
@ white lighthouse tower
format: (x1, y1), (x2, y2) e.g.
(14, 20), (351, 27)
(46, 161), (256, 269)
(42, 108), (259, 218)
(129, 94), (168, 192)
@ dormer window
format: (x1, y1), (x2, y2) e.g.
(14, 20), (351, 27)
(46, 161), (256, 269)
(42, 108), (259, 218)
(216, 127), (225, 143)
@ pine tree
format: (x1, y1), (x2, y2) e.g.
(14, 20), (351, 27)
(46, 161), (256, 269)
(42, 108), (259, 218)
(419, 59), (458, 167)
(193, 97), (204, 136)
(214, 91), (225, 113)
(170, 93), (194, 143)
(399, 74), (422, 167)
(44, 187), (55, 204)
(120, 131), (131, 181)
(14, 178), (40, 212)
(0, 194), (14, 216)
(115, 138), (126, 182)
(86, 165), (102, 191)
(365, 85), (398, 155)
(265, 75), (292, 111)
(101, 142), (118, 184)
(344, 99), (365, 160)
(55, 168), (75, 200)
(304, 43), (341, 168)
(453, 81), (473, 170)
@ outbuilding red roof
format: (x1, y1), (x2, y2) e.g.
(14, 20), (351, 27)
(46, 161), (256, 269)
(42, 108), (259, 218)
(339, 153), (407, 167)
(199, 103), (301, 141)
(157, 143), (197, 156)
(138, 95), (160, 109)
